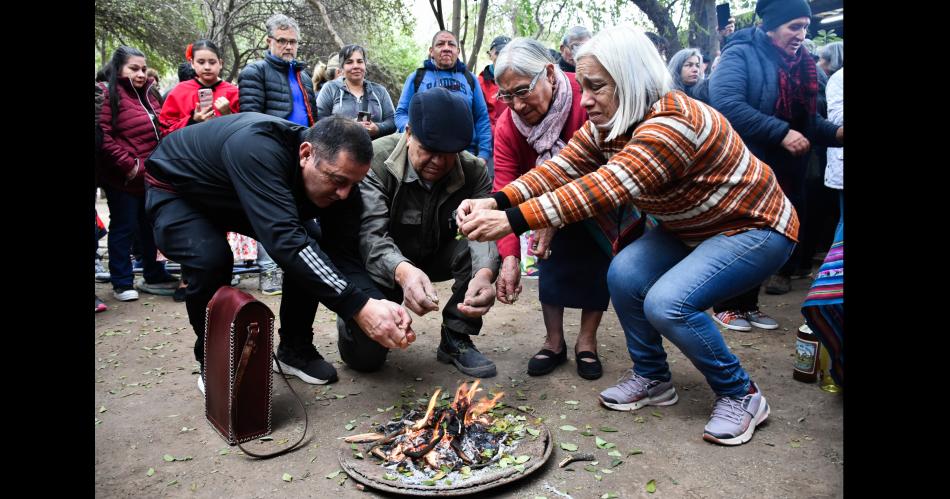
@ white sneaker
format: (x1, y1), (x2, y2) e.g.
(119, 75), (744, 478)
(113, 288), (139, 301)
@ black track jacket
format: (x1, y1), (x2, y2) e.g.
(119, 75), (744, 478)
(145, 112), (369, 319)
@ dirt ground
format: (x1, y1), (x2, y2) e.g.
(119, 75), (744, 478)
(94, 198), (843, 498)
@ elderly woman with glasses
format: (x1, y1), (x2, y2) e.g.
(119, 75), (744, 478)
(491, 38), (642, 380)
(457, 25), (800, 446)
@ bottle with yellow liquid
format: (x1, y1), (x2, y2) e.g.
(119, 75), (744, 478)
(817, 344), (841, 393)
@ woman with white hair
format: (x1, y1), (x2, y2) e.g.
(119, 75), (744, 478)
(818, 41), (843, 76)
(491, 37), (642, 380)
(456, 25), (799, 446)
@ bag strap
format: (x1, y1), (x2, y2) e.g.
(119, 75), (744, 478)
(231, 322), (309, 458)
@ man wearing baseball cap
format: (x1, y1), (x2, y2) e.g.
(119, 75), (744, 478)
(338, 87), (501, 378)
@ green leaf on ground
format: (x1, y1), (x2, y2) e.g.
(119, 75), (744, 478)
(560, 442), (578, 451)
(602, 493), (619, 499)
(345, 423), (355, 431)
(526, 427), (541, 437)
(383, 473), (397, 481)
(514, 464), (526, 473)
(595, 436), (608, 448)
(584, 465), (597, 472)
(515, 455), (530, 464)
(599, 426), (618, 432)
(218, 449), (229, 456)
(282, 473), (292, 482)
(433, 470), (447, 480)
(461, 466), (472, 476)
(633, 416), (646, 423)
(610, 459), (623, 468)
(353, 452), (364, 459)
(628, 449), (643, 456)
(595, 474), (603, 481)
(651, 411), (663, 419)
(98, 406), (107, 413)
(146, 468), (155, 477)
(162, 454), (174, 462)
(421, 480), (436, 486)
(646, 479), (657, 493)
(608, 450), (622, 458)
(564, 400), (579, 405)
(580, 430), (595, 436)
(325, 470), (341, 479)
(559, 425), (577, 431)
(601, 469), (613, 474)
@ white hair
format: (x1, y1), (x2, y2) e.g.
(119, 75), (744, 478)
(494, 37), (556, 79)
(574, 25), (672, 141)
(266, 14), (299, 38)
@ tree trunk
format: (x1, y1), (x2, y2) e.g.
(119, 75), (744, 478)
(466, 0), (489, 71)
(451, 0), (462, 38)
(459, 0), (469, 63)
(630, 0), (682, 55)
(308, 0), (345, 49)
(429, 0), (446, 31)
(687, 0), (719, 59)
(507, 0), (518, 38)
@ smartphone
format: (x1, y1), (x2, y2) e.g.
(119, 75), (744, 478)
(198, 88), (214, 110)
(357, 111), (371, 122)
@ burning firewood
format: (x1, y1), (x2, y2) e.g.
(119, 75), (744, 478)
(347, 381), (536, 483)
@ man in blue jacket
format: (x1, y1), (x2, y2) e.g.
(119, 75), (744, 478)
(394, 31), (493, 166)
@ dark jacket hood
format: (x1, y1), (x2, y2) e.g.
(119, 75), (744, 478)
(423, 58), (468, 73)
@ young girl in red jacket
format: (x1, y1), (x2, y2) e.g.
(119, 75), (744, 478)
(159, 40), (240, 134)
(159, 40), (246, 302)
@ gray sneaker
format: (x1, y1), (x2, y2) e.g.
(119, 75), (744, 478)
(703, 382), (770, 446)
(95, 259), (111, 283)
(712, 311), (752, 332)
(745, 310), (779, 330)
(260, 269), (283, 296)
(598, 369), (678, 411)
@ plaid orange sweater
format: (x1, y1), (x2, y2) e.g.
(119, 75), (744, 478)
(493, 90), (799, 244)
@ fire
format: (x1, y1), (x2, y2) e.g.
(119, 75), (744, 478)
(349, 381), (510, 473)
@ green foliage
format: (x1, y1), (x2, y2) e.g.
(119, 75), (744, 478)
(813, 29), (842, 45)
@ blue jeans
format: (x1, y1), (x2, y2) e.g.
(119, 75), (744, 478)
(256, 243), (277, 271)
(607, 227), (795, 397)
(104, 186), (170, 289)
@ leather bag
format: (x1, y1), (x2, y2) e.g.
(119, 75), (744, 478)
(203, 286), (308, 458)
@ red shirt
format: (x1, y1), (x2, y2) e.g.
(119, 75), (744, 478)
(478, 68), (505, 130)
(491, 74), (587, 259)
(159, 78), (240, 136)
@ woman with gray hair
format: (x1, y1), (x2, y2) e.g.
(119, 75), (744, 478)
(818, 41), (843, 76)
(491, 37), (642, 380)
(458, 25), (801, 446)
(666, 48), (705, 98)
(316, 44), (396, 139)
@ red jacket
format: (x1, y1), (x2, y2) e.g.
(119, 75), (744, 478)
(98, 77), (162, 195)
(159, 78), (240, 136)
(478, 67), (505, 130)
(492, 74), (587, 259)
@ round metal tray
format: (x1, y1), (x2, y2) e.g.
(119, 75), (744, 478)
(339, 424), (553, 496)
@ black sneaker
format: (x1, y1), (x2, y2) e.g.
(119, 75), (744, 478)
(273, 343), (338, 384)
(436, 327), (497, 378)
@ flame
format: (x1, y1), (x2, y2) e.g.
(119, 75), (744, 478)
(412, 389), (442, 430)
(465, 391), (504, 426)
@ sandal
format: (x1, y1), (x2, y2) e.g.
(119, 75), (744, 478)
(575, 350), (603, 380)
(527, 340), (567, 376)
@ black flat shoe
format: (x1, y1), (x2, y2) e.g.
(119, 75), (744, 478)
(575, 350), (603, 380)
(527, 340), (567, 376)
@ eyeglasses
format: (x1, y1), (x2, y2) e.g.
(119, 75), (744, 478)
(495, 70), (545, 103)
(270, 37), (298, 47)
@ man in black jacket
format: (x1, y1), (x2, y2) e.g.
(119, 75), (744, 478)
(145, 113), (415, 393)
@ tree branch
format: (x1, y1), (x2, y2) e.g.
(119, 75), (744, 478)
(307, 0), (345, 49)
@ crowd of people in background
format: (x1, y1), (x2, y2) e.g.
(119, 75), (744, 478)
(94, 0), (844, 446)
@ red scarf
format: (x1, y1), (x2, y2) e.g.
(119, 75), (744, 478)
(772, 44), (818, 121)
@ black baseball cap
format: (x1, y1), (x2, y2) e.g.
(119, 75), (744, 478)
(408, 87), (473, 154)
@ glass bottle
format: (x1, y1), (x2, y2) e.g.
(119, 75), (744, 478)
(793, 324), (819, 383)
(818, 344), (842, 393)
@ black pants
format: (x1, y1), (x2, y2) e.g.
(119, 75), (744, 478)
(336, 237), (481, 373)
(146, 188), (357, 364)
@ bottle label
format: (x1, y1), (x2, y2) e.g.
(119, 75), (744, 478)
(794, 337), (819, 374)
